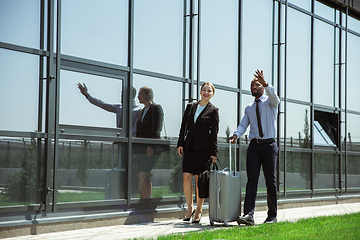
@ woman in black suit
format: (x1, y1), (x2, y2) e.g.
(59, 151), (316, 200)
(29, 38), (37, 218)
(177, 82), (219, 223)
(133, 86), (164, 198)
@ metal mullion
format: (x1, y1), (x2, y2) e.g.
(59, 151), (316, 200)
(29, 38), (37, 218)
(344, 6), (348, 193)
(36, 0), (46, 205)
(189, 0), (194, 103)
(310, 0), (315, 195)
(43, 0), (57, 212)
(196, 0), (200, 101)
(276, 0), (283, 197)
(52, 0), (62, 212)
(127, 0), (134, 205)
(0, 41), (49, 57)
(283, 0), (288, 196)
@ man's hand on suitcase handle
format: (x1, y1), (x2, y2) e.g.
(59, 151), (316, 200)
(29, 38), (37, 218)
(228, 134), (238, 144)
(210, 155), (217, 163)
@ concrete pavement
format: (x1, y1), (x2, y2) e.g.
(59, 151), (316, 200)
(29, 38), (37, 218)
(2, 202), (360, 240)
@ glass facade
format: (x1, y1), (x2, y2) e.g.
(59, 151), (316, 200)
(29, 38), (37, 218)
(1, 0), (360, 227)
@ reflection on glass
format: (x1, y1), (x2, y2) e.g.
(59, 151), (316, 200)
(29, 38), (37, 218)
(57, 140), (127, 202)
(347, 34), (360, 112)
(77, 83), (141, 136)
(0, 137), (44, 206)
(133, 74), (182, 138)
(347, 154), (360, 188)
(348, 15), (360, 33)
(314, 1), (335, 22)
(0, 0), (40, 48)
(314, 153), (336, 189)
(0, 49), (39, 131)
(288, 0), (311, 12)
(313, 19), (335, 107)
(134, 0), (183, 76)
(61, 0), (128, 65)
(286, 152), (311, 190)
(242, 0), (273, 90)
(200, 0), (238, 87)
(347, 113), (360, 152)
(210, 89), (237, 141)
(60, 70), (124, 128)
(287, 8), (311, 102)
(286, 103), (310, 148)
(131, 144), (176, 199)
(314, 121), (336, 147)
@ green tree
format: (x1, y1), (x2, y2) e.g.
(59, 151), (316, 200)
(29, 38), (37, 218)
(76, 140), (90, 186)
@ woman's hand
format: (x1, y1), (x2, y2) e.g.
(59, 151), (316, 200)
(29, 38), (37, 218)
(177, 146), (184, 156)
(210, 155), (217, 164)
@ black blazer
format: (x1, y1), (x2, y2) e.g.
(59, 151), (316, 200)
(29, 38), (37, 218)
(136, 103), (164, 139)
(177, 101), (219, 156)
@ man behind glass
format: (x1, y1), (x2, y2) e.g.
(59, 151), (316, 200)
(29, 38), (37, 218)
(229, 69), (280, 225)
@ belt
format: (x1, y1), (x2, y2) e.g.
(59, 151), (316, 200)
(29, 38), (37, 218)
(251, 138), (275, 144)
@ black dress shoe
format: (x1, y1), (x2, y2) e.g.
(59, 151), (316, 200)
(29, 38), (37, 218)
(237, 214), (255, 226)
(183, 210), (195, 221)
(263, 217), (277, 224)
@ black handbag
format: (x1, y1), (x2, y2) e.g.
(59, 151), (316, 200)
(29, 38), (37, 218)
(198, 159), (219, 198)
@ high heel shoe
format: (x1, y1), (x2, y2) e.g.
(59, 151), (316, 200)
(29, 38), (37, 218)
(191, 213), (202, 223)
(183, 210), (195, 221)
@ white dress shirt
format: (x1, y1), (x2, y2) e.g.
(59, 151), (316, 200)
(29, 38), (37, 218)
(234, 84), (280, 140)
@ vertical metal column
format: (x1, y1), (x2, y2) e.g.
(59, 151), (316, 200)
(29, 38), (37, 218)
(196, 0), (201, 100)
(310, 0), (315, 195)
(37, 0), (46, 205)
(188, 0), (195, 103)
(127, 0), (135, 204)
(52, 0), (62, 212)
(344, 7), (348, 193)
(44, 0), (56, 212)
(276, 0), (283, 197)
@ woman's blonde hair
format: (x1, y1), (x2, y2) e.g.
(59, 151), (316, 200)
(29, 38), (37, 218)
(201, 82), (215, 94)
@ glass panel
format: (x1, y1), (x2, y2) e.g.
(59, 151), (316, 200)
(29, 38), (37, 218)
(241, 0), (273, 90)
(286, 103), (311, 148)
(0, 137), (44, 206)
(347, 113), (360, 152)
(57, 140), (126, 202)
(134, 0), (183, 77)
(288, 0), (311, 12)
(131, 143), (175, 199)
(0, 0), (40, 49)
(347, 154), (360, 188)
(314, 121), (336, 147)
(286, 152), (311, 190)
(0, 49), (39, 131)
(314, 153), (336, 189)
(133, 74), (182, 139)
(210, 89), (237, 142)
(313, 19), (335, 107)
(287, 8), (311, 102)
(200, 0), (238, 87)
(60, 70), (124, 129)
(348, 15), (360, 33)
(315, 1), (335, 22)
(61, 0), (128, 65)
(347, 33), (360, 112)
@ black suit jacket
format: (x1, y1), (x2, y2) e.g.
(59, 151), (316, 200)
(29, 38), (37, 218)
(177, 101), (219, 156)
(136, 103), (164, 139)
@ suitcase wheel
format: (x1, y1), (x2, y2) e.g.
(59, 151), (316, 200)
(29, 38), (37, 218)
(210, 220), (214, 226)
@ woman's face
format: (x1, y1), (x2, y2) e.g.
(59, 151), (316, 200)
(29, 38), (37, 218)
(200, 85), (214, 101)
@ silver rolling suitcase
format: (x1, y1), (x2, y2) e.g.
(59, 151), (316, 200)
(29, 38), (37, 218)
(209, 141), (241, 226)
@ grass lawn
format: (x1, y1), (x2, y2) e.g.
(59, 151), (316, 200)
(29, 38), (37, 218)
(152, 212), (360, 240)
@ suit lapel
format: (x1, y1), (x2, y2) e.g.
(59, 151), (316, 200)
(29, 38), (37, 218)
(195, 102), (211, 125)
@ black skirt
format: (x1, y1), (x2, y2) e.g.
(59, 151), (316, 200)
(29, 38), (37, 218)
(182, 150), (210, 175)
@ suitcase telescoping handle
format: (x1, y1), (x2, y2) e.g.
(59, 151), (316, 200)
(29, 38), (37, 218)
(229, 139), (236, 175)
